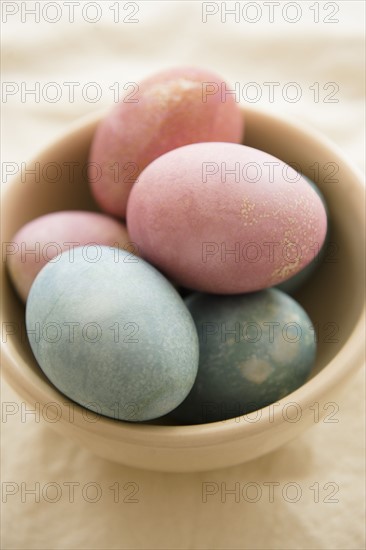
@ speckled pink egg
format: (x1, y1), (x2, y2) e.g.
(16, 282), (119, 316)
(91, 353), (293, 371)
(127, 142), (328, 294)
(88, 67), (244, 218)
(7, 211), (134, 302)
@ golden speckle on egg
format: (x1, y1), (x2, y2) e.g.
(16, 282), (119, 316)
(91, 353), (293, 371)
(270, 338), (299, 363)
(147, 79), (201, 106)
(240, 197), (257, 225)
(239, 356), (273, 384)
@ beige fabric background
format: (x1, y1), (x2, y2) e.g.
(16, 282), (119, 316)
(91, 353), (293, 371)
(1, 2), (365, 549)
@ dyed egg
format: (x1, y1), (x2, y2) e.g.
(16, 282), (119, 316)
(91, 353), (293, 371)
(89, 67), (244, 218)
(170, 289), (316, 424)
(26, 247), (199, 422)
(276, 175), (329, 294)
(127, 142), (328, 294)
(7, 211), (136, 302)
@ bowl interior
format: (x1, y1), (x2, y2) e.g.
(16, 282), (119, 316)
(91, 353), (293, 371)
(2, 108), (365, 426)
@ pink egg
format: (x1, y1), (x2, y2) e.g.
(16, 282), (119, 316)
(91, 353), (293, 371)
(7, 211), (134, 302)
(89, 67), (244, 218)
(127, 142), (328, 294)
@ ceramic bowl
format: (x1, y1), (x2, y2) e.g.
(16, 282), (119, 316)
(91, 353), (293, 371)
(1, 107), (365, 472)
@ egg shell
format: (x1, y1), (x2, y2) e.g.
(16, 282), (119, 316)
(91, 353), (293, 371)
(26, 246), (199, 422)
(89, 66), (244, 218)
(170, 289), (316, 424)
(276, 175), (329, 294)
(7, 210), (136, 302)
(127, 142), (328, 294)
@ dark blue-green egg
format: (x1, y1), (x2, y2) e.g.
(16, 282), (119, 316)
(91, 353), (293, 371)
(26, 246), (199, 422)
(170, 288), (316, 424)
(276, 175), (329, 294)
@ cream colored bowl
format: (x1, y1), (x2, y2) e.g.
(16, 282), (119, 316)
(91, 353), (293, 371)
(1, 107), (365, 472)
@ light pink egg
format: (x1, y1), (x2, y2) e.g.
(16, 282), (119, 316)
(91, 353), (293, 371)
(127, 142), (328, 294)
(89, 67), (244, 218)
(7, 211), (134, 302)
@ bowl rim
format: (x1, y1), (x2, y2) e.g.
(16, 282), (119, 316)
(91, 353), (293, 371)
(1, 105), (365, 448)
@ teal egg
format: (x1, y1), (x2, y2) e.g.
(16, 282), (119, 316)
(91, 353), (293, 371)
(26, 246), (199, 422)
(276, 175), (329, 294)
(170, 288), (316, 424)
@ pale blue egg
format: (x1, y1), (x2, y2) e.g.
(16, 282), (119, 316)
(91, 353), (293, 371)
(170, 288), (316, 424)
(26, 246), (199, 421)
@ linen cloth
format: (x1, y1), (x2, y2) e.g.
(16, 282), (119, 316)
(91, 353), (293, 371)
(1, 2), (365, 548)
